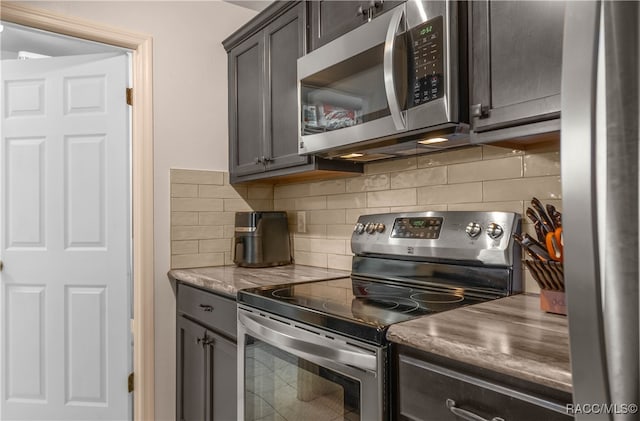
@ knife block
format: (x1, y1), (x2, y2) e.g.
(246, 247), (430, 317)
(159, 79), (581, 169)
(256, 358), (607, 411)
(539, 289), (567, 315)
(525, 260), (567, 316)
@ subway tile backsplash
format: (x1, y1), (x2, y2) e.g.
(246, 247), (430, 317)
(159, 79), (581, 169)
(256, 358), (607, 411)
(170, 141), (561, 293)
(169, 169), (273, 269)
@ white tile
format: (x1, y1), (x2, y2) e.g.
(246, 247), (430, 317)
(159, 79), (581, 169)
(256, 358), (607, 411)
(390, 166), (447, 189)
(171, 183), (198, 198)
(448, 201), (524, 214)
(171, 253), (224, 269)
(171, 225), (224, 241)
(198, 211), (235, 226)
(198, 184), (246, 199)
(309, 238), (346, 254)
(346, 207), (390, 223)
(365, 157), (417, 174)
(308, 209), (346, 225)
(327, 254), (352, 271)
(417, 183), (483, 205)
(482, 145), (525, 160)
(199, 238), (232, 253)
(294, 196), (327, 210)
(345, 174), (390, 192)
(389, 204), (448, 213)
(294, 251), (328, 267)
(483, 176), (561, 202)
(171, 198), (223, 212)
(171, 212), (198, 226)
(247, 185), (273, 199)
(524, 151), (561, 177)
(367, 188), (417, 208)
(326, 193), (366, 209)
(171, 240), (198, 255)
(448, 156), (522, 184)
(326, 224), (355, 239)
(417, 146), (482, 168)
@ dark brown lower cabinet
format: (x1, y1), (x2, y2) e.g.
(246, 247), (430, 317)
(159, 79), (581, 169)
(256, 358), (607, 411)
(176, 283), (237, 421)
(395, 350), (573, 421)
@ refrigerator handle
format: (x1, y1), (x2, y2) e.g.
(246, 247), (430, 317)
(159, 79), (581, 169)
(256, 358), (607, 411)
(560, 0), (612, 417)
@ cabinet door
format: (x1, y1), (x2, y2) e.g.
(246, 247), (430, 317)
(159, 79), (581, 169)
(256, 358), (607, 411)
(177, 317), (207, 421)
(229, 31), (265, 177)
(206, 330), (238, 421)
(308, 1), (404, 51)
(396, 354), (573, 421)
(263, 3), (309, 171)
(470, 1), (564, 133)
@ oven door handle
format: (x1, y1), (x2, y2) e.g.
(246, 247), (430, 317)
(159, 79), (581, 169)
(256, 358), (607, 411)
(238, 311), (377, 372)
(383, 5), (406, 131)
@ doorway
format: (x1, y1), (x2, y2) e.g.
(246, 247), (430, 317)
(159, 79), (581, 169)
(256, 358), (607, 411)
(0, 4), (155, 420)
(1, 22), (132, 420)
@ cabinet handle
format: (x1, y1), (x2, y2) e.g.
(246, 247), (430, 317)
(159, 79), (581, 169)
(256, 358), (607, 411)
(471, 103), (490, 119)
(254, 157), (262, 165)
(446, 399), (505, 421)
(199, 304), (214, 312)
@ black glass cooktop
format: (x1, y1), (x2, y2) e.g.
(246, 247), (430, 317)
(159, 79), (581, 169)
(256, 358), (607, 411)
(237, 277), (488, 345)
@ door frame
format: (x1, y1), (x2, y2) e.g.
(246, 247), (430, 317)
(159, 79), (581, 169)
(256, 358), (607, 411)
(0, 3), (155, 420)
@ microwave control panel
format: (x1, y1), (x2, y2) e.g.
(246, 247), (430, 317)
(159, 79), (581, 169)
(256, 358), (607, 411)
(408, 16), (444, 108)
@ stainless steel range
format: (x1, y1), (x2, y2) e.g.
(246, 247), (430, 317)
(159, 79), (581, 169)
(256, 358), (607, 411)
(237, 211), (522, 420)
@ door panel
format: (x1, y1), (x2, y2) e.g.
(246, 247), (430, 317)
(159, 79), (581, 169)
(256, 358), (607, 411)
(65, 286), (107, 405)
(1, 52), (130, 420)
(230, 32), (265, 177)
(5, 285), (46, 401)
(265, 3), (309, 171)
(471, 1), (564, 132)
(5, 137), (46, 247)
(65, 135), (106, 248)
(177, 316), (207, 421)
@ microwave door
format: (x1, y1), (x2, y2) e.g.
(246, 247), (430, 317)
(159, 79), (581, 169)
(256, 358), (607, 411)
(297, 3), (408, 156)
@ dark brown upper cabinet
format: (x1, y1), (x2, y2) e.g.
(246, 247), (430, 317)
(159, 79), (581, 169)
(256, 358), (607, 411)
(469, 1), (565, 143)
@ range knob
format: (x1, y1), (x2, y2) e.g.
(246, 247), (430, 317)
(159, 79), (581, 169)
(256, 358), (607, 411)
(353, 223), (365, 235)
(375, 223), (386, 233)
(486, 222), (504, 239)
(465, 222), (482, 238)
(365, 223), (376, 234)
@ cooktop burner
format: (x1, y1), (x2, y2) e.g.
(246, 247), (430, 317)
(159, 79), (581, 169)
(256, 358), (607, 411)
(237, 277), (487, 345)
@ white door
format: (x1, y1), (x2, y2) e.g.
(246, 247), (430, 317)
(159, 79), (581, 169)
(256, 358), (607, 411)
(0, 52), (131, 420)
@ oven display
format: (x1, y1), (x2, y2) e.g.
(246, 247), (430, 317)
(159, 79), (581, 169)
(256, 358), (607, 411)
(391, 217), (443, 239)
(408, 16), (444, 108)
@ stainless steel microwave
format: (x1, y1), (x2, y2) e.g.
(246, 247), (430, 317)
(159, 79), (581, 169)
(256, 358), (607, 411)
(298, 0), (469, 162)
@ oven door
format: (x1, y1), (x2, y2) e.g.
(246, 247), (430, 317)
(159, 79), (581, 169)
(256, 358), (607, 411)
(237, 306), (385, 420)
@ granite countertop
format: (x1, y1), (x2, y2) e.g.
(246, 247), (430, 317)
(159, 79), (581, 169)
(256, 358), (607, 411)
(168, 264), (350, 298)
(387, 294), (572, 393)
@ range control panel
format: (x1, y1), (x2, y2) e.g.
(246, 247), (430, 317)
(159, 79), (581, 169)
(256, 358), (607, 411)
(351, 211), (522, 266)
(391, 217), (443, 239)
(409, 16), (444, 108)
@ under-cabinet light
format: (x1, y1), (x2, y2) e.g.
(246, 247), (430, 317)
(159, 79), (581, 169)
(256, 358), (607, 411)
(418, 137), (448, 145)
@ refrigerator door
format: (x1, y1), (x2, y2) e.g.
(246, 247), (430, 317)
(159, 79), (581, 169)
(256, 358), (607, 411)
(562, 1), (639, 420)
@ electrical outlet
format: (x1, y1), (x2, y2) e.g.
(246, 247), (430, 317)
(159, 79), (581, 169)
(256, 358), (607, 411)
(297, 211), (306, 233)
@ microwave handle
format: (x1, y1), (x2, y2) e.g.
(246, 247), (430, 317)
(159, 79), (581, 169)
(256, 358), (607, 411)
(383, 6), (406, 131)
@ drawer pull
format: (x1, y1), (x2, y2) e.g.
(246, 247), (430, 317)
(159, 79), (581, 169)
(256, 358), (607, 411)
(199, 304), (214, 312)
(446, 399), (505, 421)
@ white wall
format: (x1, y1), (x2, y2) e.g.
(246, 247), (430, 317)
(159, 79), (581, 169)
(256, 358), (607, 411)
(16, 1), (257, 419)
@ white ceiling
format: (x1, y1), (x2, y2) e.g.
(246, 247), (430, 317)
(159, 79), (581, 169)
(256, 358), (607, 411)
(1, 21), (125, 59)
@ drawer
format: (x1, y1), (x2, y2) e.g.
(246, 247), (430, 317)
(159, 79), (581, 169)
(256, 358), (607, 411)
(397, 354), (573, 421)
(177, 283), (237, 340)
